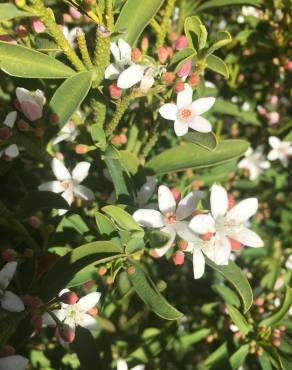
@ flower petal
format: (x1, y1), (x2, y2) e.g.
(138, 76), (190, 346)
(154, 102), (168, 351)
(51, 158), (71, 180)
(72, 161), (90, 183)
(79, 313), (98, 331)
(1, 291), (25, 312)
(73, 185), (94, 201)
(203, 234), (230, 265)
(104, 63), (120, 80)
(191, 97), (216, 115)
(133, 209), (164, 228)
(16, 87), (33, 104)
(268, 136), (280, 149)
(188, 116), (212, 133)
(0, 261), (17, 289)
(118, 39), (131, 61)
(189, 214), (215, 234)
(117, 359), (128, 370)
(34, 89), (46, 108)
(210, 184), (228, 219)
(267, 149), (278, 161)
(42, 312), (57, 326)
(159, 103), (178, 121)
(176, 190), (203, 220)
(110, 42), (120, 62)
(227, 198), (258, 223)
(77, 292), (101, 311)
(229, 226), (264, 247)
(3, 111), (17, 128)
(0, 355), (28, 370)
(38, 181), (64, 193)
(175, 221), (198, 242)
(52, 133), (71, 145)
(158, 185), (176, 214)
(117, 64), (144, 89)
(5, 144), (19, 158)
(192, 248), (205, 279)
(176, 83), (193, 108)
(174, 119), (189, 136)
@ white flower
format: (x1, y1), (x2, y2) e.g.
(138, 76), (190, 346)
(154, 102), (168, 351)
(52, 121), (78, 145)
(105, 39), (145, 89)
(241, 6), (261, 18)
(267, 136), (292, 168)
(0, 262), (25, 312)
(133, 185), (202, 257)
(16, 87), (45, 122)
(117, 359), (144, 370)
(0, 355), (28, 370)
(238, 146), (270, 180)
(38, 158), (94, 215)
(159, 83), (215, 136)
(189, 184), (264, 265)
(139, 67), (155, 93)
(3, 111), (17, 128)
(285, 255), (292, 270)
(0, 144), (19, 159)
(42, 290), (101, 332)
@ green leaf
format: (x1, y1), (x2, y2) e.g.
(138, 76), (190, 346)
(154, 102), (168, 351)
(259, 351), (273, 370)
(35, 33), (59, 51)
(206, 54), (229, 78)
(262, 344), (284, 370)
(48, 71), (92, 132)
(230, 345), (249, 369)
(204, 341), (229, 368)
(195, 0), (262, 13)
(71, 327), (101, 370)
(184, 16), (207, 51)
(226, 304), (252, 336)
(207, 31), (232, 55)
(125, 237), (144, 254)
(146, 140), (249, 175)
(19, 191), (69, 216)
(169, 48), (197, 72)
(212, 99), (261, 126)
(102, 205), (143, 234)
(260, 287), (292, 327)
(183, 131), (217, 150)
(0, 42), (74, 78)
(95, 211), (118, 236)
(127, 260), (183, 320)
(212, 283), (241, 308)
(119, 150), (140, 175)
(40, 241), (123, 301)
(60, 214), (94, 242)
(146, 230), (170, 248)
(90, 124), (106, 148)
(179, 328), (212, 347)
(114, 0), (164, 45)
(0, 4), (31, 21)
(206, 259), (253, 313)
(284, 129), (292, 141)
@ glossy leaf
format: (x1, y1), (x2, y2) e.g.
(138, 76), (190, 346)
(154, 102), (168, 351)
(114, 0), (164, 45)
(127, 260), (183, 320)
(102, 205), (143, 233)
(0, 3), (31, 21)
(90, 124), (106, 148)
(179, 328), (212, 347)
(204, 341), (229, 368)
(48, 71), (92, 129)
(212, 283), (241, 308)
(206, 259), (253, 313)
(183, 131), (217, 150)
(226, 304), (252, 335)
(40, 241), (123, 301)
(184, 16), (207, 51)
(260, 286), (292, 327)
(259, 352), (273, 370)
(0, 42), (74, 78)
(119, 150), (140, 175)
(195, 0), (262, 12)
(206, 54), (229, 78)
(146, 140), (249, 175)
(207, 31), (232, 55)
(169, 48), (197, 72)
(230, 344), (249, 369)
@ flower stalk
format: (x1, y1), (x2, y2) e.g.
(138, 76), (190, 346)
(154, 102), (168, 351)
(76, 29), (93, 70)
(155, 0), (176, 49)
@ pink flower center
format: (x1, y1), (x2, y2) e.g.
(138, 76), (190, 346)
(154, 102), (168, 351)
(279, 146), (287, 154)
(229, 238), (242, 251)
(164, 212), (176, 224)
(200, 232), (213, 241)
(179, 108), (192, 121)
(61, 180), (71, 190)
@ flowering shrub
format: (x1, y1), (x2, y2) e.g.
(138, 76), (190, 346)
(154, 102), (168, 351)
(0, 0), (291, 369)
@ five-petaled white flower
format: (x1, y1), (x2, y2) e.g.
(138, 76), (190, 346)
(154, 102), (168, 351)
(105, 39), (145, 89)
(159, 83), (215, 136)
(16, 87), (45, 122)
(38, 158), (94, 215)
(267, 136), (292, 168)
(42, 289), (101, 332)
(133, 185), (202, 257)
(0, 111), (19, 159)
(189, 184), (264, 265)
(238, 146), (270, 180)
(0, 262), (25, 312)
(117, 358), (145, 370)
(0, 355), (28, 370)
(52, 121), (78, 145)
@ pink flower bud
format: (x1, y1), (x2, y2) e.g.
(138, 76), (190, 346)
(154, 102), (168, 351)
(174, 81), (185, 93)
(172, 251), (185, 265)
(111, 135), (121, 145)
(31, 315), (43, 329)
(175, 35), (187, 50)
(141, 37), (149, 52)
(178, 240), (188, 251)
(108, 83), (122, 99)
(0, 127), (12, 140)
(75, 144), (88, 154)
(269, 95), (278, 106)
(59, 291), (79, 305)
(177, 60), (192, 77)
(69, 6), (82, 19)
(58, 325), (76, 343)
(166, 46), (174, 58)
(50, 114), (60, 125)
(157, 47), (169, 63)
(257, 105), (267, 116)
(17, 119), (30, 131)
(28, 215), (41, 228)
(255, 297), (264, 306)
(0, 35), (17, 44)
(171, 187), (181, 202)
(188, 74), (200, 86)
(286, 60), (292, 71)
(1, 248), (17, 261)
(120, 133), (127, 144)
(31, 17), (45, 33)
(131, 48), (142, 62)
(162, 72), (175, 84)
(82, 280), (95, 291)
(268, 112), (279, 125)
(16, 25), (28, 38)
(63, 13), (72, 23)
(229, 238), (242, 251)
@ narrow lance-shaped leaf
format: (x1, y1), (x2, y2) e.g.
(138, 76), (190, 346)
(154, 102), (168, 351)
(206, 259), (253, 313)
(114, 0), (164, 45)
(0, 42), (74, 78)
(146, 140), (249, 175)
(226, 304), (252, 336)
(207, 31), (232, 55)
(206, 54), (229, 78)
(102, 205), (143, 234)
(230, 344), (250, 370)
(194, 0), (263, 13)
(127, 260), (183, 320)
(0, 3), (31, 21)
(183, 131), (217, 151)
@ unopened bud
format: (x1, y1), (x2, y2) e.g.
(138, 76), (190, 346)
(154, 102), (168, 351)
(58, 325), (75, 343)
(255, 297), (264, 306)
(141, 37), (149, 52)
(227, 195), (235, 210)
(177, 60), (192, 78)
(172, 251), (185, 265)
(166, 46), (173, 58)
(162, 72), (175, 84)
(111, 135), (121, 145)
(60, 291), (79, 305)
(98, 266), (107, 276)
(106, 276), (113, 285)
(0, 345), (16, 357)
(174, 81), (185, 93)
(31, 17), (45, 33)
(175, 35), (187, 50)
(31, 315), (42, 329)
(188, 74), (200, 86)
(17, 119), (30, 131)
(0, 127), (12, 140)
(16, 25), (27, 38)
(34, 127), (44, 137)
(28, 215), (41, 228)
(1, 248), (17, 261)
(120, 133), (127, 144)
(131, 48), (142, 62)
(286, 60), (292, 71)
(157, 47), (169, 63)
(272, 339), (281, 347)
(50, 114), (59, 125)
(75, 144), (88, 154)
(171, 187), (181, 202)
(108, 83), (122, 99)
(178, 240), (188, 251)
(127, 266), (136, 275)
